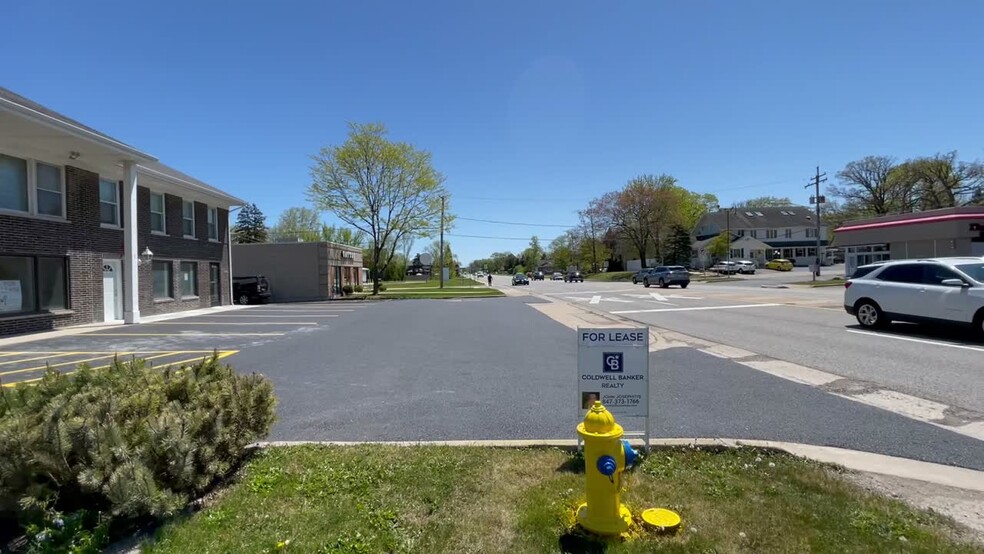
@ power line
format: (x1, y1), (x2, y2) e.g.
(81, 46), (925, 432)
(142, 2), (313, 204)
(447, 233), (564, 241)
(457, 216), (574, 228)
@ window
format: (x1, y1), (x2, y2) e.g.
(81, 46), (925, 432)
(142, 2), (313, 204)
(924, 265), (963, 286)
(35, 162), (63, 217)
(0, 153), (29, 212)
(877, 264), (923, 284)
(750, 229), (758, 238)
(955, 263), (984, 283)
(806, 228), (817, 238)
(784, 228), (792, 238)
(795, 248), (806, 258)
(736, 229), (745, 237)
(744, 211), (754, 217)
(0, 255), (66, 314)
(152, 261), (173, 299)
(99, 179), (121, 226)
(766, 229), (777, 239)
(180, 262), (198, 297)
(207, 207), (218, 240)
(150, 193), (166, 233)
(182, 200), (195, 237)
(754, 211), (764, 217)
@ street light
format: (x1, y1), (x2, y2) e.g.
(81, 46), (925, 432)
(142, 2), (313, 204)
(710, 205), (736, 278)
(138, 247), (154, 266)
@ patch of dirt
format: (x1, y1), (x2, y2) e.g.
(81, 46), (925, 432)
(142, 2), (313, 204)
(844, 470), (984, 545)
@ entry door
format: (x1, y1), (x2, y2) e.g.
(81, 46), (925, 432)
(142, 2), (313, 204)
(102, 259), (123, 321)
(209, 263), (221, 305)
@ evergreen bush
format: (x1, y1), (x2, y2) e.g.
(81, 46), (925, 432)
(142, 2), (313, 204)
(354, 284), (364, 293)
(0, 354), (276, 529)
(342, 284), (354, 295)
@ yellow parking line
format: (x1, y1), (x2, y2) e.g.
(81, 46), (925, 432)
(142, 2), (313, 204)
(146, 322), (318, 326)
(85, 333), (286, 337)
(2, 351), (238, 388)
(0, 352), (84, 367)
(0, 353), (121, 377)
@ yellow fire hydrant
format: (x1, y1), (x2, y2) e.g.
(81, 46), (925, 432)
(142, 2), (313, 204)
(576, 401), (638, 536)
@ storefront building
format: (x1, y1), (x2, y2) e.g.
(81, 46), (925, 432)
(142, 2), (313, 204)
(232, 242), (363, 302)
(835, 206), (984, 277)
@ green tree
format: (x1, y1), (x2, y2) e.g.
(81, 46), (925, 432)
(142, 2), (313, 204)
(665, 224), (693, 266)
(270, 207), (321, 242)
(321, 224), (368, 247)
(309, 123), (447, 295)
(597, 174), (680, 265)
(521, 236), (545, 271)
(708, 231), (730, 259)
(232, 203), (268, 244)
(734, 196), (795, 208)
(892, 152), (984, 210)
(829, 156), (909, 215)
(426, 240), (456, 278)
(674, 189), (719, 231)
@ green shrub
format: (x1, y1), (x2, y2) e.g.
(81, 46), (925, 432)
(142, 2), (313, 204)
(0, 354), (276, 531)
(342, 284), (354, 295)
(378, 284), (387, 292)
(354, 284), (364, 293)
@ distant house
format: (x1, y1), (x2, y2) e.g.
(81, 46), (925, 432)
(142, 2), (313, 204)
(692, 207), (829, 267)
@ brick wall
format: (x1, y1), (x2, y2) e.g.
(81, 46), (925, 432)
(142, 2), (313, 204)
(0, 164), (232, 337)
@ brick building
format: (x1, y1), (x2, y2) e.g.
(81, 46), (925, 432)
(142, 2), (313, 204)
(0, 86), (243, 337)
(232, 242), (363, 302)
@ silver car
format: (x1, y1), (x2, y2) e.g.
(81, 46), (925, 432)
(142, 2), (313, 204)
(735, 260), (756, 274)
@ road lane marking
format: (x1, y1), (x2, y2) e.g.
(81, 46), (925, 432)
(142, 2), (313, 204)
(83, 332), (286, 337)
(589, 295), (601, 304)
(0, 353), (121, 376)
(649, 292), (667, 302)
(2, 351), (238, 387)
(845, 329), (984, 353)
(147, 322), (318, 326)
(611, 303), (781, 314)
(201, 314), (344, 317)
(0, 352), (83, 366)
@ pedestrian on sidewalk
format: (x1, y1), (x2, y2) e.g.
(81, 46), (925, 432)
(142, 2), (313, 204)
(487, 273), (492, 287)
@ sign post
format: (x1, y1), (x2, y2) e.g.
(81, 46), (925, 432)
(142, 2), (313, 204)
(577, 327), (650, 450)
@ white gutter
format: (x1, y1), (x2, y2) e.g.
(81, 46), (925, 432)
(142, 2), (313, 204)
(137, 164), (245, 207)
(0, 99), (157, 163)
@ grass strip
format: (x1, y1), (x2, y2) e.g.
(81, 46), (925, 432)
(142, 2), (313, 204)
(143, 445), (978, 553)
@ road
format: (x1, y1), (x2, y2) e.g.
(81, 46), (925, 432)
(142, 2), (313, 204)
(509, 276), (984, 418)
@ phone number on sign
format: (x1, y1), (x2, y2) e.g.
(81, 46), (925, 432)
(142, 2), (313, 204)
(603, 396), (641, 406)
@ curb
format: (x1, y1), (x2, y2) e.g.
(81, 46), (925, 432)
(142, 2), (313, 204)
(250, 438), (984, 492)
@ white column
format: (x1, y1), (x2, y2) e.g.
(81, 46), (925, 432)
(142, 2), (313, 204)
(123, 161), (141, 324)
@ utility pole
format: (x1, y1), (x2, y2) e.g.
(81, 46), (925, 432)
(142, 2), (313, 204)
(805, 166), (827, 282)
(726, 208), (732, 279)
(439, 195), (445, 289)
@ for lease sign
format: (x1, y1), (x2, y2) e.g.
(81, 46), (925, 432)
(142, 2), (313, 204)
(577, 327), (649, 417)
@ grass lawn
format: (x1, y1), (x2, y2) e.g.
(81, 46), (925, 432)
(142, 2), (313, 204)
(790, 279), (848, 287)
(365, 278), (504, 299)
(143, 445), (978, 553)
(585, 271), (634, 282)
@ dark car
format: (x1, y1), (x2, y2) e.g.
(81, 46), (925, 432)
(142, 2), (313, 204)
(232, 275), (272, 305)
(564, 270), (584, 283)
(533, 270), (545, 280)
(631, 268), (651, 284)
(643, 266), (690, 289)
(512, 273), (529, 285)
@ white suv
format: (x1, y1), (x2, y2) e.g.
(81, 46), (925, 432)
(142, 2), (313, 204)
(844, 257), (984, 337)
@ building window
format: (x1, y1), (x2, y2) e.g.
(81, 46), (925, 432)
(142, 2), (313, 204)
(785, 228), (792, 238)
(0, 153), (65, 218)
(180, 262), (198, 297)
(35, 162), (64, 217)
(0, 255), (67, 314)
(207, 207), (218, 240)
(795, 248), (806, 258)
(766, 229), (778, 239)
(0, 153), (29, 212)
(750, 229), (758, 238)
(152, 260), (173, 299)
(150, 193), (166, 233)
(99, 179), (121, 226)
(806, 228), (817, 238)
(736, 229), (745, 237)
(182, 200), (196, 237)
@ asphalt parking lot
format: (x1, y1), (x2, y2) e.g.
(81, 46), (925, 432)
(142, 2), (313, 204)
(0, 302), (367, 386)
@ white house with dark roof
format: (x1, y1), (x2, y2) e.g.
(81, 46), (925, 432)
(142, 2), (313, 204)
(692, 206), (830, 267)
(0, 85), (243, 337)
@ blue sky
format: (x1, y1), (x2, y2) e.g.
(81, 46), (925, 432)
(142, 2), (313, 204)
(3, 1), (983, 263)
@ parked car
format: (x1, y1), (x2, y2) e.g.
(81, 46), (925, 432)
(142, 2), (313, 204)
(710, 261), (739, 274)
(643, 266), (690, 289)
(735, 260), (756, 274)
(533, 270), (545, 280)
(552, 272), (564, 280)
(232, 275), (272, 305)
(844, 257), (984, 337)
(512, 273), (529, 285)
(565, 270), (584, 283)
(631, 268), (651, 284)
(765, 258), (794, 271)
